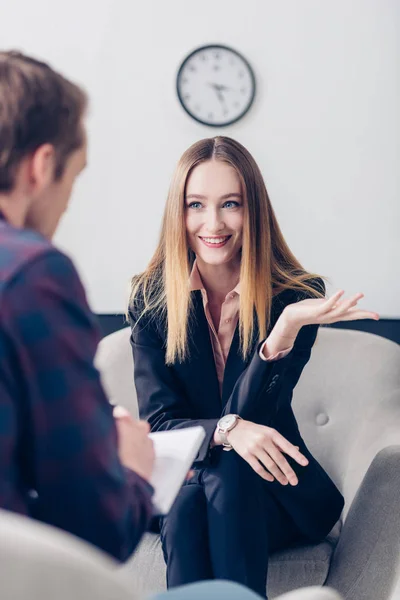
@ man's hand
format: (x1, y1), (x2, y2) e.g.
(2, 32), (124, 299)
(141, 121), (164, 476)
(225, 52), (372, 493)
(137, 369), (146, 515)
(113, 406), (155, 483)
(226, 419), (309, 486)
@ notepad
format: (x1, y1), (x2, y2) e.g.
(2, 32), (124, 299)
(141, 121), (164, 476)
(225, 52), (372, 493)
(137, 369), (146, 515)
(149, 426), (206, 515)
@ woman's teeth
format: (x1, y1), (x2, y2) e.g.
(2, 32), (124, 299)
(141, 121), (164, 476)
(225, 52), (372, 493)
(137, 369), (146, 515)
(201, 237), (229, 244)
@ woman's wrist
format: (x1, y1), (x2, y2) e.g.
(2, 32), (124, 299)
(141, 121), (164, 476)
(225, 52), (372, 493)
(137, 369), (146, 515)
(212, 427), (222, 446)
(263, 309), (301, 357)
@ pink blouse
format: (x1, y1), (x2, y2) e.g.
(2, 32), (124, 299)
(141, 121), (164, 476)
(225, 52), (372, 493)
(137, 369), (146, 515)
(189, 262), (292, 393)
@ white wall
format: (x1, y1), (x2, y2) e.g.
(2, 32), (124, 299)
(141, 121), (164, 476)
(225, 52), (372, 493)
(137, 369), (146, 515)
(1, 0), (399, 316)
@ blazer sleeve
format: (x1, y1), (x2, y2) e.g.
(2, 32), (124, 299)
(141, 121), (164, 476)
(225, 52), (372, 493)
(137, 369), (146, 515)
(129, 310), (219, 462)
(3, 251), (153, 561)
(222, 324), (319, 423)
(222, 280), (324, 423)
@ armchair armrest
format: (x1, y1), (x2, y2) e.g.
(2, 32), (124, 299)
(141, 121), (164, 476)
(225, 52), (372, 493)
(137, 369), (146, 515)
(276, 587), (343, 600)
(325, 445), (400, 600)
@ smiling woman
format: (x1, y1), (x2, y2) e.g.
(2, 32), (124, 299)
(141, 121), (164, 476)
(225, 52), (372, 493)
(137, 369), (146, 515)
(185, 161), (243, 267)
(127, 136), (377, 597)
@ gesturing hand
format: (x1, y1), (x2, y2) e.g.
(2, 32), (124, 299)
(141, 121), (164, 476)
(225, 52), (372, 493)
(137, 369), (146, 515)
(227, 420), (308, 486)
(284, 290), (379, 329)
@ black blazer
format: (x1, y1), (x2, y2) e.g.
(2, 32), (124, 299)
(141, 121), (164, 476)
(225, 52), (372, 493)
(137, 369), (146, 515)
(129, 282), (344, 541)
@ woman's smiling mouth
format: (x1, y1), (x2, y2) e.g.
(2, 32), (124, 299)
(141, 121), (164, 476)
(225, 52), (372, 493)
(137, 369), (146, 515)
(198, 235), (232, 248)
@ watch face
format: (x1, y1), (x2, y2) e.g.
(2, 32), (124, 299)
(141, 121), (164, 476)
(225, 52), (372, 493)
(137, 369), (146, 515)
(176, 44), (256, 127)
(219, 414), (237, 430)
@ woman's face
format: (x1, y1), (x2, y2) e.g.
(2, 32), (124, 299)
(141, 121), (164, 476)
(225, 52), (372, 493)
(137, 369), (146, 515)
(185, 160), (244, 269)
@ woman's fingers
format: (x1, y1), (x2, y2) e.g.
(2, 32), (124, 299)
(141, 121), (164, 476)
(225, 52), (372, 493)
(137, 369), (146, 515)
(272, 432), (309, 467)
(245, 453), (275, 482)
(320, 290), (345, 313)
(320, 292), (378, 324)
(329, 293), (363, 317)
(334, 309), (380, 322)
(257, 449), (289, 485)
(265, 446), (299, 486)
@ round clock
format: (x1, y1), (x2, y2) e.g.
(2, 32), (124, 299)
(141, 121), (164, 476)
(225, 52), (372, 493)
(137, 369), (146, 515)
(176, 44), (256, 127)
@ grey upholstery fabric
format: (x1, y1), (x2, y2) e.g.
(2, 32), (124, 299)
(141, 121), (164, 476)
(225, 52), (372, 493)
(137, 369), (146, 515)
(275, 588), (343, 600)
(0, 509), (343, 600)
(124, 532), (338, 598)
(325, 446), (400, 600)
(0, 509), (136, 600)
(95, 327), (400, 600)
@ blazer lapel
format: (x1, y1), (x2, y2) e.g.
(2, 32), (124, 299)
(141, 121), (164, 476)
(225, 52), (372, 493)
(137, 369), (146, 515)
(221, 319), (259, 406)
(185, 291), (221, 408)
(221, 292), (286, 407)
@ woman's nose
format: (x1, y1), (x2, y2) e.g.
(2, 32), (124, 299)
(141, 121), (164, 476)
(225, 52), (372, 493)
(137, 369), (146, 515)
(205, 209), (224, 233)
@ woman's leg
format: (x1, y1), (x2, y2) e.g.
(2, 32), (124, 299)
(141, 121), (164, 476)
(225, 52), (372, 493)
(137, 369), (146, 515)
(203, 450), (304, 598)
(160, 475), (213, 588)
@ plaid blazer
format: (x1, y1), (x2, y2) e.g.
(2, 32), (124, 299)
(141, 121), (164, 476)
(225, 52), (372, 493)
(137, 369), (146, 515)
(0, 216), (152, 561)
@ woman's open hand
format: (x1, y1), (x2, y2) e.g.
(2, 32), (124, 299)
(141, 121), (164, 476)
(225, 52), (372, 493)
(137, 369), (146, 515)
(283, 291), (379, 329)
(227, 419), (308, 485)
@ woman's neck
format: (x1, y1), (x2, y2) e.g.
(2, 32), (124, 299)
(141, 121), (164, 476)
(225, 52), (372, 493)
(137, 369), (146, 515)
(196, 259), (240, 305)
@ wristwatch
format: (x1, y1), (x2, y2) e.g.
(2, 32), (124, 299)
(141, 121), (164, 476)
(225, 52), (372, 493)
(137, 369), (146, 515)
(217, 414), (242, 451)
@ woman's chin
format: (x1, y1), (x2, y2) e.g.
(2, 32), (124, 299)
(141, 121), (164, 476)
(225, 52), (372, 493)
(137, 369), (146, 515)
(196, 250), (236, 268)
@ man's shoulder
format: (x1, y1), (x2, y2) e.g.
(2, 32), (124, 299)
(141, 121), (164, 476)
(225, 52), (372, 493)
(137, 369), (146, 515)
(0, 222), (80, 292)
(0, 222), (58, 285)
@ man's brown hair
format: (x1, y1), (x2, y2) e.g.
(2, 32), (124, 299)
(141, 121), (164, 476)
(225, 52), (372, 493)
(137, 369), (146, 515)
(0, 51), (87, 192)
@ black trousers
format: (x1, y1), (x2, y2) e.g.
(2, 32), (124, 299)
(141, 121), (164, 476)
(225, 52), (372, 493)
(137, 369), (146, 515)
(160, 449), (307, 598)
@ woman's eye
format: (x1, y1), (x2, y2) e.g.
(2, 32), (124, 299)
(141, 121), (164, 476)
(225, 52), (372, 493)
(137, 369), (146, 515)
(187, 202), (202, 209)
(223, 201), (240, 209)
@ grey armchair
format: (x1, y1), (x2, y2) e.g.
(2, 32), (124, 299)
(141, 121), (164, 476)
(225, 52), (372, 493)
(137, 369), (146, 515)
(0, 509), (342, 600)
(95, 327), (400, 600)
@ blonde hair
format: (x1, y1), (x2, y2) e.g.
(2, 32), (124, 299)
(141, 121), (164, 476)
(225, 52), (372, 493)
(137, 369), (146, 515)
(129, 136), (324, 364)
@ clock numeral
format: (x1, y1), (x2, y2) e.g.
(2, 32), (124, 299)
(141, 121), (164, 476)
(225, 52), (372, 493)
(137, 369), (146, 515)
(208, 112), (214, 120)
(188, 64), (197, 72)
(213, 64), (220, 71)
(223, 109), (229, 116)
(241, 87), (246, 94)
(200, 54), (207, 61)
(239, 71), (244, 79)
(234, 101), (240, 108)
(214, 52), (220, 59)
(184, 94), (191, 100)
(181, 77), (188, 84)
(194, 105), (201, 112)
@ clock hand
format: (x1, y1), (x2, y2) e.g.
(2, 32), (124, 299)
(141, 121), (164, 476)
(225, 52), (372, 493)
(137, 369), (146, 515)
(207, 82), (227, 104)
(208, 82), (232, 92)
(215, 84), (232, 92)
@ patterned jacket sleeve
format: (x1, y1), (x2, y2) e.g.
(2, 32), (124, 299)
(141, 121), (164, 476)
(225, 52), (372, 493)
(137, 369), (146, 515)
(2, 249), (153, 561)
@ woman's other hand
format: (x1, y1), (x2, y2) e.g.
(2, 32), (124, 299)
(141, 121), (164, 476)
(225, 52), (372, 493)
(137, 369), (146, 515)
(284, 290), (379, 329)
(226, 419), (308, 485)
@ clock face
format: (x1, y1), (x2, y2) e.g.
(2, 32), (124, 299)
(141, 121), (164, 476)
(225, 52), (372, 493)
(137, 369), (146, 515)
(176, 44), (256, 127)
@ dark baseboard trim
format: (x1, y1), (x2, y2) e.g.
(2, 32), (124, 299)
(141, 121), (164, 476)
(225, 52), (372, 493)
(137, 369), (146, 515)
(97, 314), (400, 346)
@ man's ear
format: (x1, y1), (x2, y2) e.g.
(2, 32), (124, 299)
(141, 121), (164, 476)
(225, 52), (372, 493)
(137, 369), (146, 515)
(27, 144), (56, 194)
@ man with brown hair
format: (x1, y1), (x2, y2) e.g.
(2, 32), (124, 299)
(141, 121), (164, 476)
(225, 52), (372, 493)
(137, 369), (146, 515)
(0, 50), (155, 561)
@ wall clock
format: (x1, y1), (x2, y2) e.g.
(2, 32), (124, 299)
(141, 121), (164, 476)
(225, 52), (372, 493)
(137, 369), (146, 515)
(176, 44), (256, 127)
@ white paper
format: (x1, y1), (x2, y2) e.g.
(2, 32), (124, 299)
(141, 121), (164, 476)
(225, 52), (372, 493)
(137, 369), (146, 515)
(148, 426), (206, 515)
